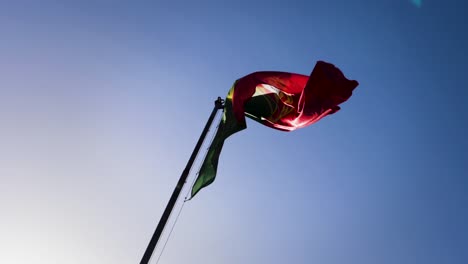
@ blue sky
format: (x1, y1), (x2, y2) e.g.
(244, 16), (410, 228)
(0, 0), (467, 263)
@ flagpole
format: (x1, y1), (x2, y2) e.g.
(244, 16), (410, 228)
(140, 97), (224, 264)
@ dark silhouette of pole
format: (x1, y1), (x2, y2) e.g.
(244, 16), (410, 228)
(140, 97), (224, 264)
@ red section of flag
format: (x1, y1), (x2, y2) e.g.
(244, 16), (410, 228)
(233, 61), (358, 131)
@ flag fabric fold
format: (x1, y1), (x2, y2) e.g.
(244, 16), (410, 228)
(190, 61), (358, 198)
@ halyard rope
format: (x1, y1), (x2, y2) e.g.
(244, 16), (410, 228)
(153, 110), (222, 264)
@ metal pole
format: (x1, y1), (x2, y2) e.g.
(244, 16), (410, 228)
(140, 97), (224, 264)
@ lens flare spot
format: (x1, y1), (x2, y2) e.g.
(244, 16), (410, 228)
(410, 0), (422, 8)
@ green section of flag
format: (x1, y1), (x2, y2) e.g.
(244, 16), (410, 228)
(191, 83), (284, 198)
(190, 85), (245, 198)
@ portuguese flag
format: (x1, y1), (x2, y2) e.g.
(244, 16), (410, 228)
(191, 61), (358, 198)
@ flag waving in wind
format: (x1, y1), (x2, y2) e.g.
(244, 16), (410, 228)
(191, 61), (359, 198)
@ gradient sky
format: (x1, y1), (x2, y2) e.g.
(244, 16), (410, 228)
(1, 1), (467, 264)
